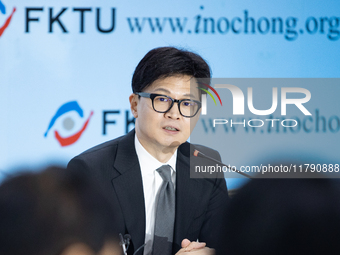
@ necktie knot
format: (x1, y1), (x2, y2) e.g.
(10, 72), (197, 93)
(156, 165), (172, 183)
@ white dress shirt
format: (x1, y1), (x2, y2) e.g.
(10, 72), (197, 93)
(134, 134), (177, 255)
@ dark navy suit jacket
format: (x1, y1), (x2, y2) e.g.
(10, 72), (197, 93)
(67, 129), (229, 255)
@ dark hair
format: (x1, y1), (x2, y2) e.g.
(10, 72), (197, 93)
(132, 47), (211, 93)
(224, 177), (340, 255)
(0, 166), (118, 255)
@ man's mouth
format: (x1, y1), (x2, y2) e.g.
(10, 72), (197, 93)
(163, 126), (179, 131)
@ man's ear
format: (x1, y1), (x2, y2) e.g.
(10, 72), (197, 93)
(129, 93), (138, 118)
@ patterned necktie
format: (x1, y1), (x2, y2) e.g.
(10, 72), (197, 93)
(153, 165), (175, 255)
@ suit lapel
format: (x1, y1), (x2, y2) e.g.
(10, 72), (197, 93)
(173, 143), (201, 250)
(109, 133), (202, 253)
(110, 130), (146, 252)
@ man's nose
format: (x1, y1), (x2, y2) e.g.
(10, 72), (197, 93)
(165, 102), (181, 119)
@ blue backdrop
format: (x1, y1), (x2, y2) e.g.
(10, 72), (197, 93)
(1, 0), (339, 189)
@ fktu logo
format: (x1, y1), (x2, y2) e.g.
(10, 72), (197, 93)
(44, 101), (94, 147)
(0, 0), (16, 37)
(25, 7), (115, 33)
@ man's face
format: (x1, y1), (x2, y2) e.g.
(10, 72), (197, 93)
(130, 75), (201, 159)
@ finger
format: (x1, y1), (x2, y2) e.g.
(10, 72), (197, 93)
(184, 241), (206, 251)
(181, 239), (191, 248)
(176, 247), (215, 255)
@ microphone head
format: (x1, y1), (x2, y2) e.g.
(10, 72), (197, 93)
(124, 234), (131, 243)
(179, 142), (196, 157)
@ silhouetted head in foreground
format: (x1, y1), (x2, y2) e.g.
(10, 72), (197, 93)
(224, 177), (340, 255)
(0, 166), (121, 255)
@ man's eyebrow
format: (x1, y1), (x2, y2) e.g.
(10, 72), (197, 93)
(183, 93), (198, 98)
(153, 88), (171, 94)
(153, 88), (198, 99)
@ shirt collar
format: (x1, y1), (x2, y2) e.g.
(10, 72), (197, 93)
(134, 134), (177, 172)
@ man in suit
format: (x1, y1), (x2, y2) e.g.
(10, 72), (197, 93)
(67, 47), (229, 255)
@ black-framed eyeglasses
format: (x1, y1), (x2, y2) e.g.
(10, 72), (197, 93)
(135, 92), (201, 118)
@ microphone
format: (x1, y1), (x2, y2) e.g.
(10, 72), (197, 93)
(119, 234), (146, 255)
(119, 233), (131, 255)
(180, 142), (252, 179)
